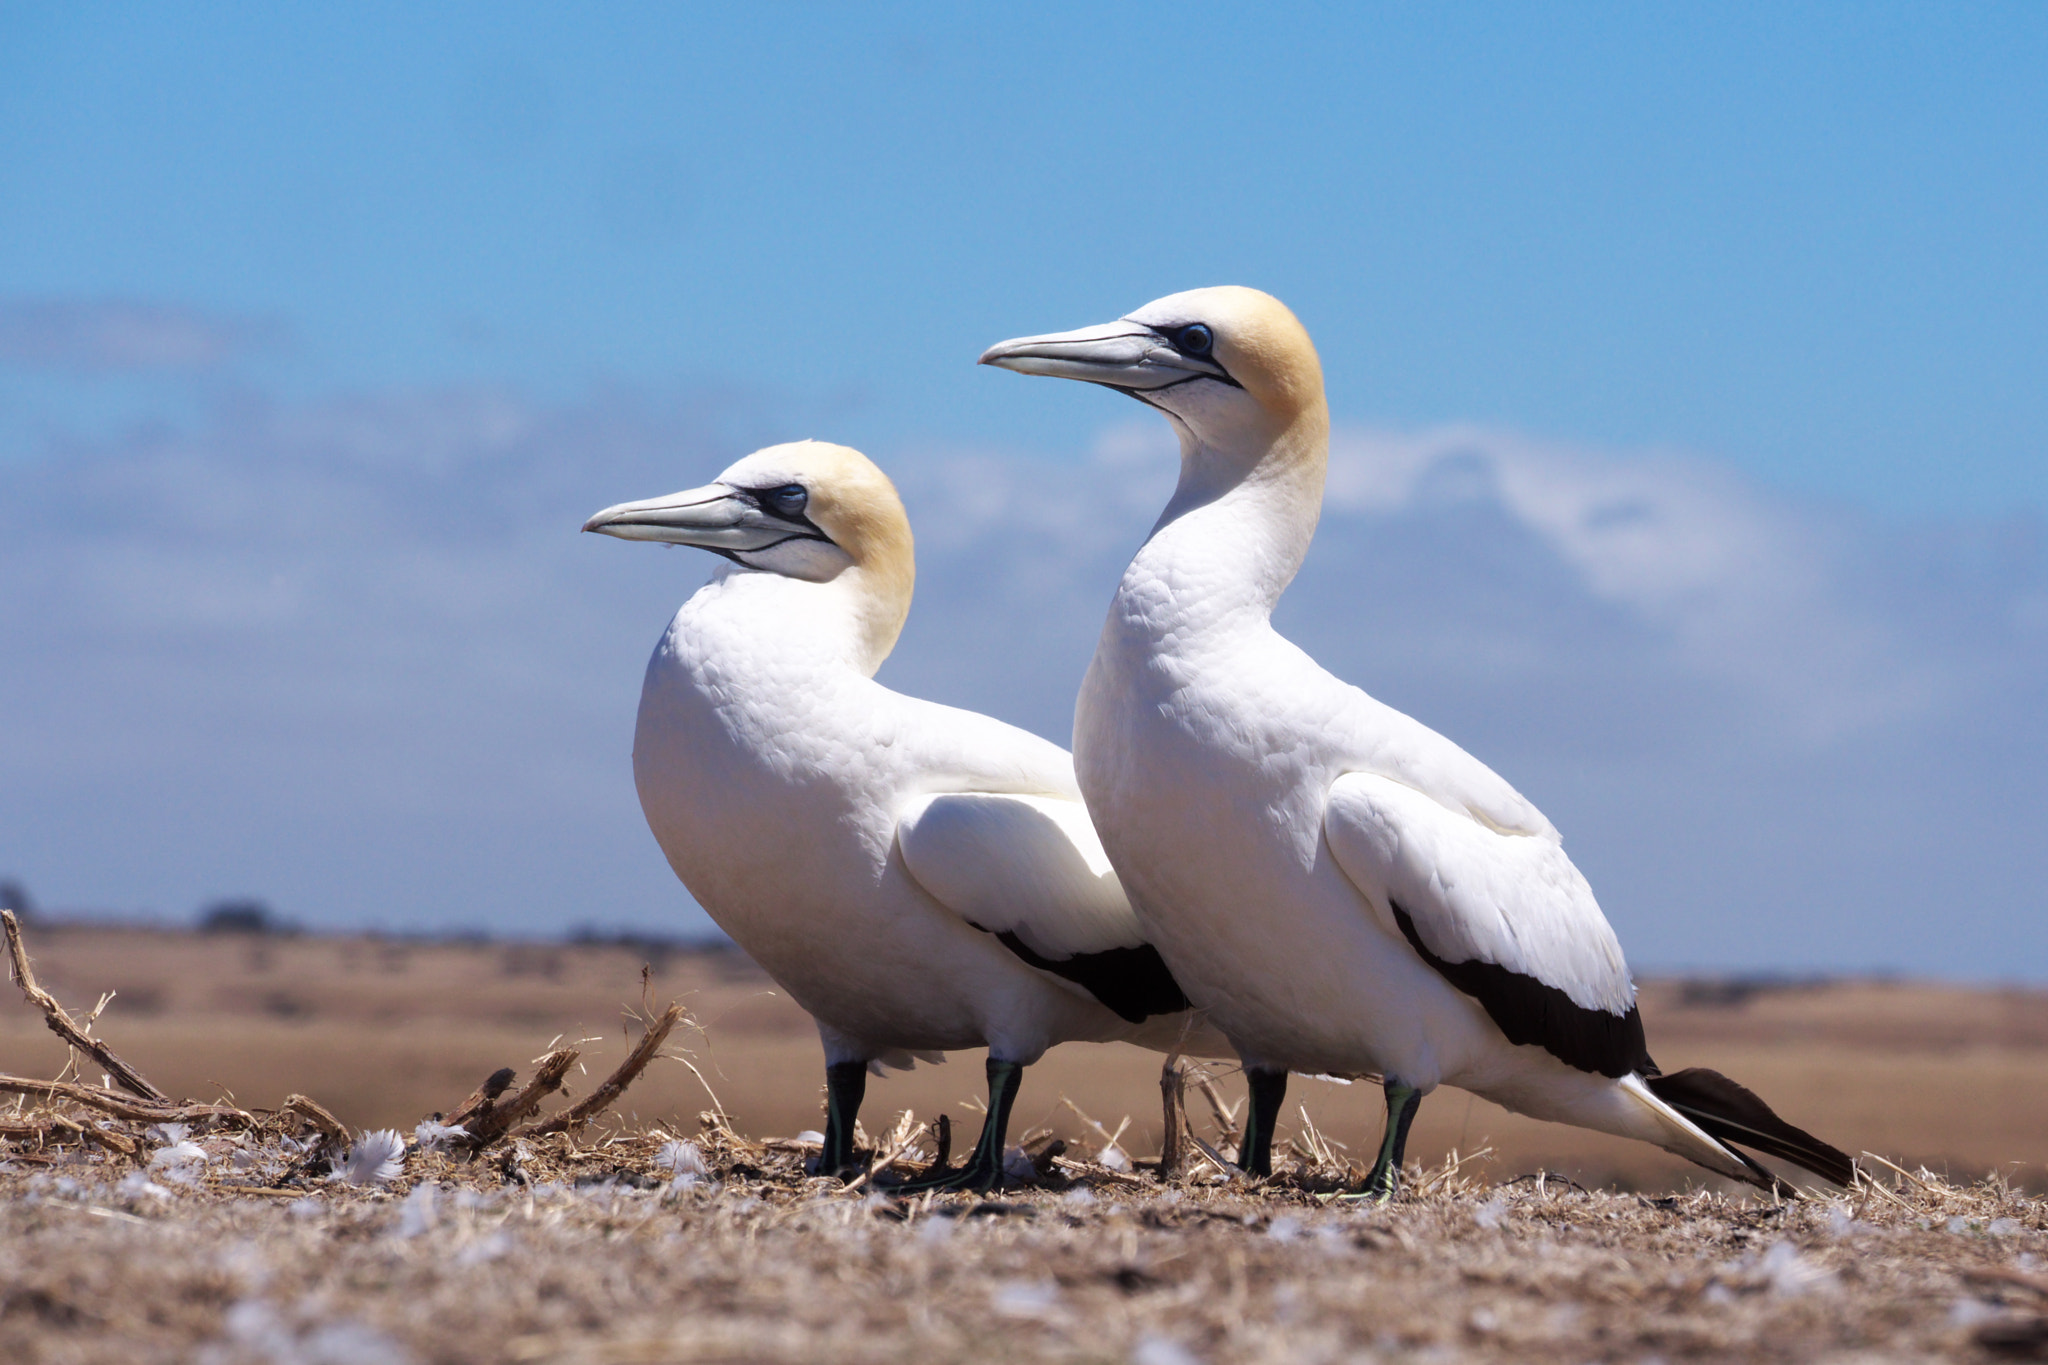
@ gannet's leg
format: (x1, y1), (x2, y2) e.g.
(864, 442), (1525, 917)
(1342, 1079), (1423, 1204)
(817, 1060), (869, 1180)
(1237, 1068), (1289, 1177)
(901, 1057), (1025, 1193)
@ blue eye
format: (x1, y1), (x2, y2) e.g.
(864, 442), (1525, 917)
(764, 484), (808, 517)
(1176, 323), (1214, 356)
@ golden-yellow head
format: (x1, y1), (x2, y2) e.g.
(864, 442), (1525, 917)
(583, 440), (915, 666)
(980, 286), (1328, 473)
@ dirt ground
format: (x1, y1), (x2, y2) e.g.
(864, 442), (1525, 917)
(6, 925), (2048, 1362)
(4, 1110), (2047, 1363)
(5, 925), (2047, 1191)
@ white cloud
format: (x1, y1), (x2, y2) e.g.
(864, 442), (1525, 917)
(1321, 425), (1938, 738)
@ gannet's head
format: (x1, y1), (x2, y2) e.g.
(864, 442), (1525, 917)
(583, 440), (915, 667)
(980, 286), (1327, 463)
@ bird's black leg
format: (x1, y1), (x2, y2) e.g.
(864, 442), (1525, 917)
(817, 1060), (868, 1180)
(901, 1057), (1025, 1193)
(1345, 1078), (1423, 1204)
(1237, 1068), (1289, 1177)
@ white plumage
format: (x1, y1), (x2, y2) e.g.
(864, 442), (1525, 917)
(1323, 773), (1632, 1018)
(983, 288), (1852, 1195)
(587, 440), (1220, 1188)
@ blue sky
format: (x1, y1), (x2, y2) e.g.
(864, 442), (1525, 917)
(6, 4), (2045, 509)
(3, 6), (2046, 974)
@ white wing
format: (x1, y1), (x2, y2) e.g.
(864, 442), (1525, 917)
(1340, 686), (1559, 840)
(1323, 772), (1633, 1017)
(896, 792), (1144, 959)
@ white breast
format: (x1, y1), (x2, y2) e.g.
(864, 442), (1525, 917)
(633, 567), (1165, 1063)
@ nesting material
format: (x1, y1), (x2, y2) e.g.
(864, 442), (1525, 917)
(6, 914), (2047, 1361)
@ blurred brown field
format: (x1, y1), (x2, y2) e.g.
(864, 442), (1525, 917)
(7, 924), (2047, 1192)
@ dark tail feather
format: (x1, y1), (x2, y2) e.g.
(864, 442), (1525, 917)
(1644, 1067), (1855, 1188)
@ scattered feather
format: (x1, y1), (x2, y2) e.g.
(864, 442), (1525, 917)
(412, 1120), (468, 1154)
(149, 1139), (210, 1185)
(117, 1171), (173, 1200)
(655, 1139), (707, 1176)
(332, 1129), (407, 1187)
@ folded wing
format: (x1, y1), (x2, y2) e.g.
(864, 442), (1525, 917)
(1323, 772), (1651, 1078)
(896, 792), (1189, 1024)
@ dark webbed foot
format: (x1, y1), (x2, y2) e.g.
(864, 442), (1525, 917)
(816, 1060), (869, 1180)
(901, 1057), (1025, 1193)
(1340, 1078), (1422, 1204)
(1237, 1068), (1289, 1177)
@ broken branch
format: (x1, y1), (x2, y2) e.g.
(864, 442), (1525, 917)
(3, 910), (170, 1104)
(459, 1049), (578, 1151)
(0, 1072), (246, 1125)
(517, 1004), (685, 1141)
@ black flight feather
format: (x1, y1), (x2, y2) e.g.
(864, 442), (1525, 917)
(989, 932), (1191, 1025)
(1392, 901), (1654, 1079)
(1643, 1066), (1856, 1188)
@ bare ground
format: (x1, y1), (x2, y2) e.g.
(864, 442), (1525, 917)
(6, 924), (2048, 1362)
(3, 1121), (2046, 1364)
(6, 926), (2047, 1190)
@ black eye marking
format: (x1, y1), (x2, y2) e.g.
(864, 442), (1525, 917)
(713, 482), (832, 567)
(1174, 323), (1214, 356)
(762, 483), (808, 518)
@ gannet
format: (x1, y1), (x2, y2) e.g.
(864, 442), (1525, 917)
(981, 289), (1853, 1198)
(584, 441), (1220, 1190)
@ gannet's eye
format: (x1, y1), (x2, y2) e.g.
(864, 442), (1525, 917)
(763, 484), (808, 518)
(1174, 323), (1214, 356)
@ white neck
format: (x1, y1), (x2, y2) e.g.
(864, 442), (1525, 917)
(688, 561), (893, 678)
(1129, 417), (1326, 631)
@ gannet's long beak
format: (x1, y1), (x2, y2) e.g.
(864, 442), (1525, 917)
(979, 320), (1229, 391)
(583, 483), (809, 552)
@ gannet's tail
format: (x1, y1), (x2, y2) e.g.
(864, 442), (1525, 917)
(1641, 1067), (1855, 1190)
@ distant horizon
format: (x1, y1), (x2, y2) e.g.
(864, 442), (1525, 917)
(0, 907), (1984, 990)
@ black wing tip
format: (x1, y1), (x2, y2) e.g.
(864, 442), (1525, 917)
(1390, 901), (1653, 1079)
(990, 932), (1192, 1025)
(1645, 1066), (1856, 1188)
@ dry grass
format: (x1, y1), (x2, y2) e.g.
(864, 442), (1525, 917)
(7, 922), (2048, 1361)
(4, 1115), (2046, 1363)
(5, 925), (2048, 1191)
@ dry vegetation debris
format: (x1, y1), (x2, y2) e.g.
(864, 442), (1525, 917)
(7, 913), (2048, 1362)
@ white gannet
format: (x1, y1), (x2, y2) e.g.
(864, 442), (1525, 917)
(981, 289), (1852, 1197)
(584, 440), (1221, 1189)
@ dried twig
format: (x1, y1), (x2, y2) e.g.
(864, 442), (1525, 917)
(1290, 1103), (1348, 1172)
(518, 1004), (685, 1140)
(281, 1094), (349, 1145)
(460, 1050), (578, 1151)
(1188, 1132), (1246, 1181)
(214, 1184), (305, 1199)
(1853, 1166), (1918, 1213)
(0, 1072), (246, 1125)
(675, 1055), (728, 1124)
(1059, 1097), (1131, 1157)
(1158, 1057), (1187, 1179)
(3, 910), (170, 1103)
(1860, 1151), (1934, 1192)
(1411, 1145), (1494, 1197)
(1194, 1073), (1242, 1142)
(839, 1112), (927, 1196)
(1050, 1154), (1150, 1189)
(444, 1068), (517, 1129)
